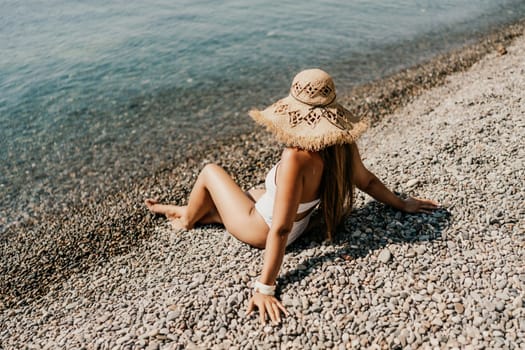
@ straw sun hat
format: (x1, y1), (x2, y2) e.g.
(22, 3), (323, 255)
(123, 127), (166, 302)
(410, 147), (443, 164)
(249, 68), (368, 151)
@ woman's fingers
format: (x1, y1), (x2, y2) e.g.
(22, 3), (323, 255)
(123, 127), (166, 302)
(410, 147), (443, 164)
(271, 303), (282, 323)
(265, 300), (277, 324)
(410, 197), (440, 212)
(275, 300), (289, 316)
(246, 294), (289, 325)
(417, 197), (440, 207)
(259, 304), (267, 325)
(245, 297), (254, 316)
(422, 205), (437, 211)
(424, 201), (440, 208)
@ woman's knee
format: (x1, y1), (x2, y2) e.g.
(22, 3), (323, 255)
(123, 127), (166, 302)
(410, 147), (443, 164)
(201, 163), (221, 175)
(199, 163), (226, 182)
(204, 163), (222, 170)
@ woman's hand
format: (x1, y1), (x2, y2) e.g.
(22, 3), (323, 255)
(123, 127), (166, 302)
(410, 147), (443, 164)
(402, 197), (440, 214)
(246, 292), (288, 325)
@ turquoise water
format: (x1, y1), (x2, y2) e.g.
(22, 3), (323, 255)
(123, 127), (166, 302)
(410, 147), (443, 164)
(1, 0), (525, 218)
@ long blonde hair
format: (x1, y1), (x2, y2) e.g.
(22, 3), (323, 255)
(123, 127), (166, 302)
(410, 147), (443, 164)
(319, 143), (355, 241)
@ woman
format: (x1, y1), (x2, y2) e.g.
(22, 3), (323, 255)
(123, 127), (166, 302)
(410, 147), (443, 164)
(145, 69), (438, 325)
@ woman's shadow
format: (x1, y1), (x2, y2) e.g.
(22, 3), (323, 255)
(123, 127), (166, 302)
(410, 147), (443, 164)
(278, 197), (451, 288)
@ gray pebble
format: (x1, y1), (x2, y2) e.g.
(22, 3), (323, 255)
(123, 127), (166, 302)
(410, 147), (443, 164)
(495, 301), (505, 312)
(406, 179), (420, 188)
(378, 248), (392, 263)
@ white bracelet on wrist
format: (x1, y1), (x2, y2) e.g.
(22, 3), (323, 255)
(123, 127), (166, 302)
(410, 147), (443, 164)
(254, 280), (276, 296)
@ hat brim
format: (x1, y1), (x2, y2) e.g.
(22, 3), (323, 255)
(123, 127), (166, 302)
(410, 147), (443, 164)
(249, 95), (369, 151)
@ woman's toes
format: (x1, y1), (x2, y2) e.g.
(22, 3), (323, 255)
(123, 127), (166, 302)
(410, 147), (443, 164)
(145, 198), (158, 209)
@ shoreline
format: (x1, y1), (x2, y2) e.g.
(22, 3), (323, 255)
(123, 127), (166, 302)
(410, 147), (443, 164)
(1, 19), (524, 312)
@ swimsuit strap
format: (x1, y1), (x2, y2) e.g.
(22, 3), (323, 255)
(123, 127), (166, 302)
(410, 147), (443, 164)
(297, 198), (320, 214)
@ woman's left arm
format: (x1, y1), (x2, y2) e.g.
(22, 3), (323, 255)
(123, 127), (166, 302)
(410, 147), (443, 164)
(246, 149), (306, 324)
(351, 144), (439, 213)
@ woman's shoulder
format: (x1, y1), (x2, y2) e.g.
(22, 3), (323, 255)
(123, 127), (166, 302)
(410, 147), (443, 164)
(281, 147), (322, 168)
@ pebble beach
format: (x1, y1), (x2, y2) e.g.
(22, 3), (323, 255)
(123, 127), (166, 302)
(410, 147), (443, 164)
(1, 25), (525, 350)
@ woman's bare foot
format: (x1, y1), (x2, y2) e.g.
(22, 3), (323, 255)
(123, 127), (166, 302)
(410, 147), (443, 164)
(145, 198), (193, 230)
(169, 217), (190, 230)
(144, 198), (186, 219)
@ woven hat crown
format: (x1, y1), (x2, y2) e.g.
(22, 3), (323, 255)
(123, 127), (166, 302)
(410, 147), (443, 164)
(290, 68), (336, 106)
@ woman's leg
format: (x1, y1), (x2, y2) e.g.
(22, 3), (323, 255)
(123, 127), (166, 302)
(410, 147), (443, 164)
(147, 164), (269, 248)
(184, 164), (269, 248)
(246, 188), (265, 202)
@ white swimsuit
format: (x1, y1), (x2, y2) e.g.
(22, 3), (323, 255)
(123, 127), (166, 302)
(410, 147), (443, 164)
(254, 163), (320, 246)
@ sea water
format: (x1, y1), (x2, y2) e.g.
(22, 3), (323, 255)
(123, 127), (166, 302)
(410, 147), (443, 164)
(1, 0), (524, 221)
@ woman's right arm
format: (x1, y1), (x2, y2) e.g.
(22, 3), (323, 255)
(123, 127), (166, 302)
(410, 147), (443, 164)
(246, 149), (307, 324)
